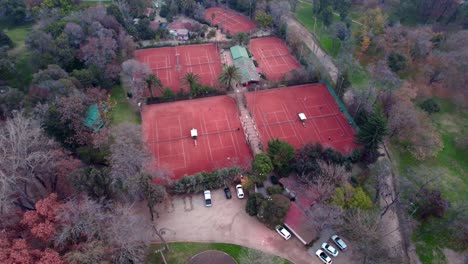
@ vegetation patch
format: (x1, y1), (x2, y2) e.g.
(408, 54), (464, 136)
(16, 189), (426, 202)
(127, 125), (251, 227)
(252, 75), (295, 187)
(110, 85), (140, 125)
(147, 242), (291, 264)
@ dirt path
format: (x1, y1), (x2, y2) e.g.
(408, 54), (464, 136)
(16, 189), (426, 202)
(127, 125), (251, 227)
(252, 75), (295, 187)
(285, 15), (339, 83)
(380, 144), (415, 264)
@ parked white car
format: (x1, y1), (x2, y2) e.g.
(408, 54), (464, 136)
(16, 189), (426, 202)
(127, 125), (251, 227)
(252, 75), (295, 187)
(331, 235), (348, 251)
(315, 249), (332, 264)
(204, 190), (212, 207)
(236, 184), (244, 199)
(322, 243), (339, 257)
(275, 225), (291, 240)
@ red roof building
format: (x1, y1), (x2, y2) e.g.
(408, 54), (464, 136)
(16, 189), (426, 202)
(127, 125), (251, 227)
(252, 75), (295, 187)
(280, 176), (318, 245)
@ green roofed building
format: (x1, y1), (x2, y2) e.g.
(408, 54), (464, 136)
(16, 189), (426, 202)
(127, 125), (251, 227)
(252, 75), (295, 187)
(84, 104), (104, 131)
(233, 57), (260, 86)
(230, 45), (249, 60)
(230, 45), (259, 86)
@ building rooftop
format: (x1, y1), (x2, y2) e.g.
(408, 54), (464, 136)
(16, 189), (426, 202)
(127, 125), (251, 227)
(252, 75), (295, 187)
(233, 57), (259, 84)
(230, 45), (249, 60)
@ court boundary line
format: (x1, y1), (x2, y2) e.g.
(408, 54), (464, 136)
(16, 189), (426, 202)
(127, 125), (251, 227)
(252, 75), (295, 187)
(280, 102), (302, 143)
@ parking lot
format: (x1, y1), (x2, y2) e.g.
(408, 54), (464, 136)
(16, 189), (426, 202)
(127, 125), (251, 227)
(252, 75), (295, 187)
(148, 189), (359, 264)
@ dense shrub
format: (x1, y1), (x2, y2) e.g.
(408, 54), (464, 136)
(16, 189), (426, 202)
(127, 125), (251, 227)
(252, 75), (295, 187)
(267, 186), (284, 195)
(258, 194), (291, 228)
(419, 98), (440, 114)
(267, 139), (295, 176)
(251, 153), (273, 181)
(330, 184), (373, 210)
(387, 52), (407, 72)
(270, 175), (279, 185)
(246, 193), (264, 216)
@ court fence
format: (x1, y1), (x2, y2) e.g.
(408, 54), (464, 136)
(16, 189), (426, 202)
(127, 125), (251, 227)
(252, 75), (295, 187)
(320, 80), (359, 131)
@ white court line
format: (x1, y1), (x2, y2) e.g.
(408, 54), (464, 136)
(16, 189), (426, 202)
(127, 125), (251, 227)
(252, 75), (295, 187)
(299, 98), (324, 143)
(258, 106), (275, 141)
(280, 102), (301, 143)
(176, 116), (187, 169)
(154, 115), (160, 167)
(201, 111), (214, 161)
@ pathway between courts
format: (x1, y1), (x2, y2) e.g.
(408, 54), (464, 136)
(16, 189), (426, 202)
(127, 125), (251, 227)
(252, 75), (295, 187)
(231, 88), (262, 155)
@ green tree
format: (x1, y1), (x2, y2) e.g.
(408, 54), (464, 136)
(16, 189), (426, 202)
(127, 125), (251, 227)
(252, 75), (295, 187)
(182, 72), (200, 90)
(233, 32), (250, 46)
(0, 0), (26, 23)
(146, 74), (163, 99)
(68, 166), (113, 200)
(162, 87), (175, 100)
(107, 4), (125, 26)
(255, 11), (273, 28)
(258, 194), (291, 228)
(350, 187), (373, 210)
(251, 153), (273, 181)
(267, 139), (295, 176)
(387, 52), (407, 72)
(211, 12), (216, 25)
(356, 113), (388, 152)
(419, 98), (440, 114)
(218, 65), (241, 91)
(246, 193), (264, 216)
(330, 183), (372, 210)
(0, 31), (13, 48)
(138, 173), (166, 221)
(320, 6), (333, 26)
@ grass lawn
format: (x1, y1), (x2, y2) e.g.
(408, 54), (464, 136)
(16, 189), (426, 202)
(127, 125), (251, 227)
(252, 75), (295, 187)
(110, 85), (140, 125)
(0, 20), (33, 51)
(295, 2), (341, 57)
(147, 242), (292, 264)
(391, 99), (468, 264)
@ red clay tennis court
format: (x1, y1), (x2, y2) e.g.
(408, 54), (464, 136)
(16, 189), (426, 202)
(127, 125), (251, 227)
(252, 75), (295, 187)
(249, 37), (300, 81)
(245, 84), (357, 154)
(134, 43), (222, 93)
(205, 7), (256, 34)
(142, 96), (252, 180)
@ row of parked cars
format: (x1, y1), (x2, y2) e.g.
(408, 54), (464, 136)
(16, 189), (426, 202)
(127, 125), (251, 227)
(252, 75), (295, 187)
(274, 224), (347, 264)
(315, 235), (348, 264)
(204, 184), (244, 206)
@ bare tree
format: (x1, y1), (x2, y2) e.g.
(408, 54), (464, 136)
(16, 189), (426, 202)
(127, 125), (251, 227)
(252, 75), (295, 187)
(121, 59), (151, 106)
(0, 112), (65, 213)
(105, 204), (153, 264)
(309, 161), (350, 202)
(305, 204), (343, 234)
(108, 123), (153, 201)
(340, 208), (402, 263)
(55, 196), (109, 249)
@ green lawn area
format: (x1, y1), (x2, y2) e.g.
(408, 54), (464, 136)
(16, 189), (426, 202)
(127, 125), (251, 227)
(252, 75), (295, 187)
(110, 85), (140, 125)
(295, 2), (341, 57)
(147, 242), (292, 264)
(391, 99), (468, 264)
(0, 20), (32, 50)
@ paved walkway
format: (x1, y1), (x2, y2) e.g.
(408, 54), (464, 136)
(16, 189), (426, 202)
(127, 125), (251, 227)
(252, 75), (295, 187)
(232, 89), (262, 154)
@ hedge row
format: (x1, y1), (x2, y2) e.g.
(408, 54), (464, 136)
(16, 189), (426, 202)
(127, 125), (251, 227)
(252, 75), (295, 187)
(170, 166), (242, 194)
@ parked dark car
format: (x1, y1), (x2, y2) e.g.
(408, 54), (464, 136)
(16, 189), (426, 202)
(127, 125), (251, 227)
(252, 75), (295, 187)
(224, 187), (232, 199)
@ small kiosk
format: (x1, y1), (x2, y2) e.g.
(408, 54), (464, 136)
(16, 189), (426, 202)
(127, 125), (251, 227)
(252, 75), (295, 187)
(298, 113), (307, 127)
(191, 128), (198, 146)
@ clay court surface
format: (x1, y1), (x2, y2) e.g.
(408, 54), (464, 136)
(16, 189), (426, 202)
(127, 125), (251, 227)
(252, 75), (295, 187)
(205, 7), (256, 34)
(135, 44), (222, 93)
(249, 37), (300, 81)
(245, 84), (357, 154)
(142, 96), (252, 179)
